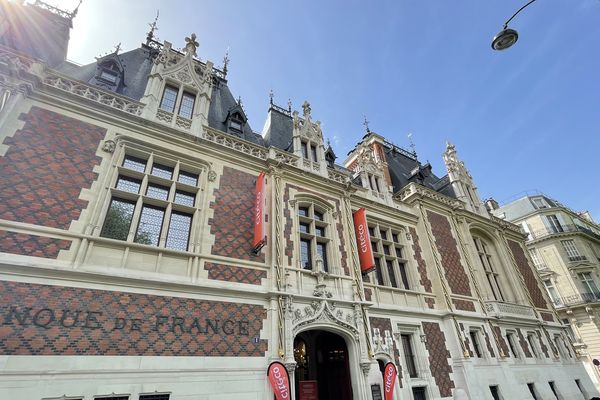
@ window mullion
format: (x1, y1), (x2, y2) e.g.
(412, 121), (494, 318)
(128, 197), (145, 242)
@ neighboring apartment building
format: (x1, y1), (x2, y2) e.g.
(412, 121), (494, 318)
(0, 1), (598, 399)
(492, 194), (600, 390)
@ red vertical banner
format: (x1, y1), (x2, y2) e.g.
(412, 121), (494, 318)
(253, 171), (266, 251)
(267, 361), (291, 400)
(353, 208), (375, 274)
(383, 362), (397, 400)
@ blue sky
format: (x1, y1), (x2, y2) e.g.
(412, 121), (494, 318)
(56, 0), (600, 218)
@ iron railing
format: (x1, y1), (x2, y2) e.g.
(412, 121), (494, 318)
(552, 292), (600, 308)
(529, 224), (600, 242)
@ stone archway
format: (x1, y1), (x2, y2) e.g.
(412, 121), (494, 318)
(294, 329), (353, 400)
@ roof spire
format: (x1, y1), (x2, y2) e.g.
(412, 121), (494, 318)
(146, 10), (159, 44)
(222, 47), (230, 76)
(408, 133), (417, 158)
(269, 89), (274, 105)
(114, 42), (122, 54)
(363, 115), (370, 133)
(288, 99), (292, 112)
(71, 0), (82, 18)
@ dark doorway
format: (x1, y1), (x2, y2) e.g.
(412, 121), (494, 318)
(294, 330), (353, 400)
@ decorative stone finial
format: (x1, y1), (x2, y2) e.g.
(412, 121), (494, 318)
(287, 99), (292, 112)
(302, 101), (311, 118)
(72, 0), (82, 17)
(269, 89), (274, 105)
(113, 42), (121, 54)
(184, 33), (199, 57)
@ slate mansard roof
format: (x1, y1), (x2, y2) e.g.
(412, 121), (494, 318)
(3, 0), (455, 199)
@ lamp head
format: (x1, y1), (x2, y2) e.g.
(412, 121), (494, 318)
(491, 27), (519, 50)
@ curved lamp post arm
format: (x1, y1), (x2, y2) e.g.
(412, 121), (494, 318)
(492, 0), (538, 50)
(503, 0), (538, 28)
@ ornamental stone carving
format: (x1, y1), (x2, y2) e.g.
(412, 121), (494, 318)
(291, 299), (358, 337)
(102, 139), (116, 153)
(207, 170), (217, 182)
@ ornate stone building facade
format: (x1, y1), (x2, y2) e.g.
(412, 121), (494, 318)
(0, 1), (598, 399)
(492, 194), (600, 391)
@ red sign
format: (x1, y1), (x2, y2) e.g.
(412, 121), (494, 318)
(299, 380), (318, 400)
(253, 172), (266, 251)
(267, 362), (291, 400)
(383, 362), (397, 400)
(353, 208), (375, 274)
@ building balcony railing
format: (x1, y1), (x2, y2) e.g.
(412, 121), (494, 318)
(484, 301), (536, 319)
(529, 224), (600, 242)
(552, 292), (600, 308)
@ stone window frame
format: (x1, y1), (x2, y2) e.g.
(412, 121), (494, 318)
(363, 220), (412, 291)
(294, 195), (336, 273)
(561, 239), (585, 262)
(158, 79), (198, 121)
(553, 334), (571, 360)
(577, 271), (600, 298)
(526, 331), (542, 359)
(468, 328), (484, 359)
(471, 232), (507, 302)
(528, 247), (546, 270)
(99, 144), (208, 253)
(505, 330), (523, 361)
(395, 324), (428, 386)
(542, 278), (562, 306)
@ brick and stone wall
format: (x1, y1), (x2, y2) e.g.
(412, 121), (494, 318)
(209, 167), (265, 263)
(426, 211), (472, 297)
(369, 316), (402, 387)
(492, 326), (510, 358)
(422, 321), (455, 397)
(0, 230), (71, 258)
(516, 328), (533, 358)
(204, 262), (266, 285)
(0, 107), (104, 230)
(409, 227), (432, 293)
(0, 281), (268, 357)
(507, 240), (548, 309)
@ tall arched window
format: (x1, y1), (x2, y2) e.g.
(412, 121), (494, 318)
(473, 235), (505, 301)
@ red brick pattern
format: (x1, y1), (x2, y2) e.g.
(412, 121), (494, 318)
(507, 240), (548, 309)
(369, 316), (402, 387)
(483, 329), (495, 358)
(492, 326), (510, 358)
(204, 262), (266, 285)
(425, 297), (435, 309)
(426, 211), (472, 297)
(0, 281), (267, 357)
(209, 167), (265, 263)
(540, 312), (554, 322)
(409, 227), (432, 293)
(283, 184), (348, 275)
(516, 328), (532, 358)
(0, 230), (71, 258)
(536, 331), (549, 358)
(422, 322), (455, 397)
(452, 299), (475, 312)
(0, 107), (104, 229)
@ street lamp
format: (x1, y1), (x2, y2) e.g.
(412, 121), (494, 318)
(492, 0), (538, 50)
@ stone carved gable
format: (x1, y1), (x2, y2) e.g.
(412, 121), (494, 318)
(292, 300), (359, 339)
(292, 101), (323, 144)
(443, 142), (471, 179)
(353, 143), (384, 177)
(153, 39), (212, 92)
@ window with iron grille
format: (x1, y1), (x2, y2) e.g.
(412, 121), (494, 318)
(101, 153), (201, 252)
(298, 204), (330, 271)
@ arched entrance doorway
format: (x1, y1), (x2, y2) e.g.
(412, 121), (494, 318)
(294, 330), (353, 400)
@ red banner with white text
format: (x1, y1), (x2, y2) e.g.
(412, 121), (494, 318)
(268, 361), (291, 400)
(383, 362), (397, 400)
(253, 172), (266, 251)
(353, 208), (375, 274)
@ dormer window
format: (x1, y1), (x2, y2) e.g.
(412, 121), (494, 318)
(532, 197), (548, 209)
(301, 141), (318, 162)
(226, 111), (245, 136)
(99, 69), (118, 84)
(159, 84), (196, 120)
